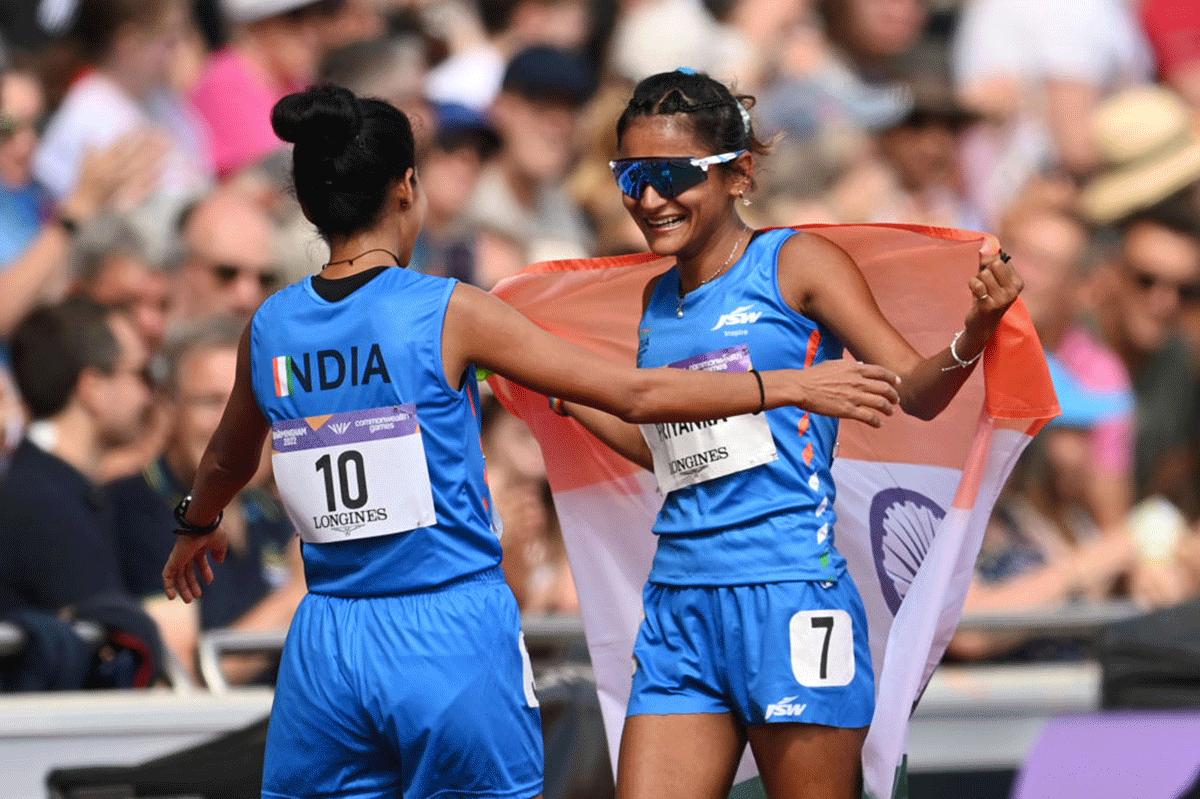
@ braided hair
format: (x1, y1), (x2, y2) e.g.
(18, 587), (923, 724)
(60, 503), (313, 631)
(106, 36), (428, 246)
(615, 69), (770, 158)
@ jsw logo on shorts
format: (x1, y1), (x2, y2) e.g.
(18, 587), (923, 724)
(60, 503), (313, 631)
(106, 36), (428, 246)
(712, 305), (763, 330)
(764, 696), (808, 719)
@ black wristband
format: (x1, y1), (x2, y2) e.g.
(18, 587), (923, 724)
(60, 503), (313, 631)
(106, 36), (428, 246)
(172, 494), (223, 537)
(56, 215), (80, 236)
(749, 368), (765, 415)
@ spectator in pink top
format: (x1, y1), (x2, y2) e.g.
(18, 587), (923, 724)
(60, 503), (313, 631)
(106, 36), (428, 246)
(1141, 0), (1200, 111)
(1003, 205), (1135, 531)
(190, 0), (354, 178)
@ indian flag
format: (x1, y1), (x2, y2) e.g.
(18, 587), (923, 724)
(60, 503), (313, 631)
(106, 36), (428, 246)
(489, 224), (1059, 799)
(273, 355), (294, 397)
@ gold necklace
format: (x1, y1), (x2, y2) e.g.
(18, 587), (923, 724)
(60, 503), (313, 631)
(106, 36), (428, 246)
(677, 227), (750, 317)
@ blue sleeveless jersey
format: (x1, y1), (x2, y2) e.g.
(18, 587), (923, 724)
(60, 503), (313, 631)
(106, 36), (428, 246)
(639, 228), (846, 585)
(250, 268), (500, 596)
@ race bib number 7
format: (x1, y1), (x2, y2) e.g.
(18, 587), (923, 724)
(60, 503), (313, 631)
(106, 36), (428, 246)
(272, 405), (437, 544)
(639, 344), (778, 493)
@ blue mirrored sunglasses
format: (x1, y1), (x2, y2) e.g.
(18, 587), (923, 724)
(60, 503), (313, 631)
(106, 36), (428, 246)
(609, 150), (746, 200)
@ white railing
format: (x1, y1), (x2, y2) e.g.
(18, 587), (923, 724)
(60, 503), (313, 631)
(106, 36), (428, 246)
(0, 599), (1155, 797)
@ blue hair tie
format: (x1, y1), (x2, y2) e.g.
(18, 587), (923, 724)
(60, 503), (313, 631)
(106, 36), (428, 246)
(676, 67), (697, 75)
(736, 103), (752, 137)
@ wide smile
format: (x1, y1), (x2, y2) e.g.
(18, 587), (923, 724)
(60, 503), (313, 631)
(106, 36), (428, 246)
(645, 214), (687, 232)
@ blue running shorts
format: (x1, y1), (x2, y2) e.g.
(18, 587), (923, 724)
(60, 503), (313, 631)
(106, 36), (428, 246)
(262, 567), (544, 799)
(627, 575), (874, 728)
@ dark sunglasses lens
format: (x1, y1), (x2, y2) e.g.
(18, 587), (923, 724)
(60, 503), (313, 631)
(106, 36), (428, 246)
(662, 161), (708, 195)
(611, 160), (655, 199)
(612, 159), (706, 199)
(211, 264), (239, 285)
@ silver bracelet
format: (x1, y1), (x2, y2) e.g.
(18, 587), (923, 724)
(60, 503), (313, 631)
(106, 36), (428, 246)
(941, 330), (983, 371)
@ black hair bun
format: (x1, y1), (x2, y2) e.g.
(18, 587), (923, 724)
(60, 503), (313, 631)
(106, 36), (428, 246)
(271, 84), (362, 150)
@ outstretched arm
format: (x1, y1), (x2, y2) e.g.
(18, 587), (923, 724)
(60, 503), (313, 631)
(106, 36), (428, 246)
(444, 283), (903, 426)
(788, 232), (1022, 421)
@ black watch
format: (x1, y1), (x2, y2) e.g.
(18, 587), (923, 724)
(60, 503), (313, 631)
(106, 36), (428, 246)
(57, 215), (80, 236)
(173, 494), (223, 537)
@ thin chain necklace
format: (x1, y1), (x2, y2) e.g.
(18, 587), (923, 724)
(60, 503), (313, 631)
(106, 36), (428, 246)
(322, 247), (400, 270)
(677, 227), (750, 317)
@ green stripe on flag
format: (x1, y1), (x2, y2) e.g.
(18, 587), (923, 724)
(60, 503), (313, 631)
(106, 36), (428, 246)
(730, 777), (766, 799)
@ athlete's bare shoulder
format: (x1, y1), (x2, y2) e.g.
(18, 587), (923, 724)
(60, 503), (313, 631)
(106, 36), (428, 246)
(778, 229), (865, 316)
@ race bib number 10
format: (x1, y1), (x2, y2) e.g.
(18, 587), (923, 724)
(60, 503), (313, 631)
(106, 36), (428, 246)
(272, 405), (436, 544)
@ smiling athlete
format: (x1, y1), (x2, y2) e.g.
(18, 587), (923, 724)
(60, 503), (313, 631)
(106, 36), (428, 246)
(553, 69), (1023, 799)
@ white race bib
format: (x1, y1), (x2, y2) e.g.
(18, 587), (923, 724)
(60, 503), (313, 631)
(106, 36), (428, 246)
(639, 345), (778, 494)
(272, 405), (437, 544)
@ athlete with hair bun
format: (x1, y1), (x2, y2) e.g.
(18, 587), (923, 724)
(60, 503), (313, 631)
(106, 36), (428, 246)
(552, 70), (1024, 799)
(158, 83), (902, 799)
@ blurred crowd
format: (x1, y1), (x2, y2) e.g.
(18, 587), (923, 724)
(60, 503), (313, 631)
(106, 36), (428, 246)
(0, 0), (1199, 690)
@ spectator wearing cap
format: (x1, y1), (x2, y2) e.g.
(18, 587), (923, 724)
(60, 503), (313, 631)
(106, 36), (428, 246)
(425, 0), (591, 112)
(947, 357), (1141, 663)
(190, 0), (353, 178)
(871, 55), (985, 230)
(465, 45), (595, 271)
(410, 102), (501, 284)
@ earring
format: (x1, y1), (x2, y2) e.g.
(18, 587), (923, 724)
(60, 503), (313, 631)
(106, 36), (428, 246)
(739, 193), (752, 207)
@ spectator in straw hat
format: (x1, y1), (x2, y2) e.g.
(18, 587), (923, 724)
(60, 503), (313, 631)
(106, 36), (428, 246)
(1079, 85), (1200, 226)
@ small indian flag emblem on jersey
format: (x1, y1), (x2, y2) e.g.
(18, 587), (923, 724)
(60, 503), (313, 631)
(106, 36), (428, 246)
(273, 356), (294, 397)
